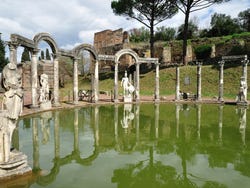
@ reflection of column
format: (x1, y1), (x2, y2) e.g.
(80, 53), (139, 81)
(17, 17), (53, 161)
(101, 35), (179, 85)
(218, 105), (223, 144)
(114, 104), (119, 143)
(8, 42), (18, 64)
(73, 58), (78, 105)
(196, 104), (201, 140)
(53, 54), (60, 106)
(54, 112), (60, 158)
(93, 60), (99, 103)
(31, 49), (39, 108)
(154, 63), (160, 102)
(135, 62), (140, 102)
(155, 103), (159, 139)
(74, 109), (79, 151)
(196, 61), (202, 101)
(176, 104), (180, 138)
(239, 107), (247, 146)
(94, 106), (99, 146)
(218, 61), (224, 102)
(242, 56), (249, 101)
(32, 117), (40, 171)
(114, 62), (119, 103)
(135, 104), (140, 142)
(175, 65), (180, 101)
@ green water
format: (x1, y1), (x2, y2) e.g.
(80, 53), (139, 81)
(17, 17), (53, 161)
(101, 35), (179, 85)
(4, 103), (250, 188)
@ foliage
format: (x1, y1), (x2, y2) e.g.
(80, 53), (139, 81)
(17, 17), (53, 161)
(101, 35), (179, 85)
(21, 47), (31, 62)
(238, 8), (250, 32)
(154, 26), (176, 41)
(45, 48), (51, 60)
(174, 0), (229, 64)
(194, 44), (212, 60)
(111, 0), (178, 57)
(208, 13), (242, 37)
(0, 38), (8, 71)
(40, 50), (45, 60)
(177, 19), (198, 40)
(129, 27), (150, 42)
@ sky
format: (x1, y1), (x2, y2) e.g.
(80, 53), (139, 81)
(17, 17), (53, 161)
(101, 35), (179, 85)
(0, 0), (250, 51)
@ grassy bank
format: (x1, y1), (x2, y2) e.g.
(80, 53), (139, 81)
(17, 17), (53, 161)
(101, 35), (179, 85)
(60, 65), (249, 101)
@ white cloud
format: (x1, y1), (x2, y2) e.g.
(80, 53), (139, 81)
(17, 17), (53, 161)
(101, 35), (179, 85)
(0, 0), (249, 51)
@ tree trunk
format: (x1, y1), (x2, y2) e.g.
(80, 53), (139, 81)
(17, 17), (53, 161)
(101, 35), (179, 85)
(150, 22), (155, 58)
(182, 8), (190, 65)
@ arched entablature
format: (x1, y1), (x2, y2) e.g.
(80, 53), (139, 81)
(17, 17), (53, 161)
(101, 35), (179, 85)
(72, 43), (98, 60)
(114, 49), (139, 64)
(33, 32), (59, 54)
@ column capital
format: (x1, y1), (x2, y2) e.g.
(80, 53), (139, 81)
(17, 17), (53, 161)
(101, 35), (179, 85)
(242, 59), (249, 66)
(8, 41), (19, 50)
(218, 60), (225, 66)
(52, 53), (60, 59)
(196, 61), (203, 66)
(32, 48), (40, 55)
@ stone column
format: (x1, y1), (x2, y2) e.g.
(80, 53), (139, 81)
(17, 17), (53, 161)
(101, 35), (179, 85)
(53, 54), (60, 106)
(218, 60), (225, 102)
(114, 62), (119, 103)
(175, 104), (180, 138)
(8, 42), (18, 64)
(154, 63), (160, 102)
(135, 62), (140, 102)
(175, 65), (180, 101)
(242, 56), (249, 101)
(93, 60), (99, 103)
(73, 58), (78, 105)
(196, 61), (202, 101)
(31, 49), (39, 108)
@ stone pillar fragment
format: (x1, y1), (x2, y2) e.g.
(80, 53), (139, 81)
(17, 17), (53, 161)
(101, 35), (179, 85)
(135, 62), (140, 102)
(154, 63), (160, 102)
(175, 65), (180, 101)
(53, 54), (60, 106)
(218, 60), (224, 102)
(73, 58), (78, 105)
(114, 62), (119, 103)
(196, 61), (202, 101)
(31, 49), (39, 108)
(93, 60), (99, 103)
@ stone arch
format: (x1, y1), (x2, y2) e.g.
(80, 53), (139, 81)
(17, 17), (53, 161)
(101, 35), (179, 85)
(33, 32), (59, 54)
(115, 49), (139, 64)
(72, 43), (99, 103)
(72, 43), (98, 60)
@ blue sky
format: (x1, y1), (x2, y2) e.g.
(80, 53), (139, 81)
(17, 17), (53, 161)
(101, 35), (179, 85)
(0, 0), (249, 51)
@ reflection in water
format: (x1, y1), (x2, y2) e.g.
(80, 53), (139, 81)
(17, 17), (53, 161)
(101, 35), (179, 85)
(4, 103), (250, 187)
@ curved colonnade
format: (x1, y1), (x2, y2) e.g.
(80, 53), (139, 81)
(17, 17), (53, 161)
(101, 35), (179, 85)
(7, 32), (160, 107)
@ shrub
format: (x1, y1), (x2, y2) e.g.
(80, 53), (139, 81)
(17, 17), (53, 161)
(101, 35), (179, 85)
(194, 45), (212, 60)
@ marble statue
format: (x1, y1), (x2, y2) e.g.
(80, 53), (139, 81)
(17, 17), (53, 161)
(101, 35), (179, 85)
(39, 73), (51, 109)
(121, 71), (135, 102)
(0, 63), (23, 163)
(0, 62), (31, 179)
(237, 76), (247, 104)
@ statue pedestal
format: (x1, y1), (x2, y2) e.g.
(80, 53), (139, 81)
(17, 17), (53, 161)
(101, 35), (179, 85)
(123, 96), (132, 103)
(0, 150), (31, 180)
(40, 101), (52, 110)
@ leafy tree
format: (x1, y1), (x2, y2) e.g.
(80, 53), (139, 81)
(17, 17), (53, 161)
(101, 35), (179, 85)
(238, 8), (250, 32)
(0, 37), (8, 71)
(174, 0), (229, 65)
(40, 50), (45, 60)
(208, 13), (241, 37)
(129, 27), (150, 42)
(154, 26), (176, 41)
(45, 48), (51, 60)
(177, 19), (198, 40)
(111, 0), (178, 57)
(21, 47), (31, 62)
